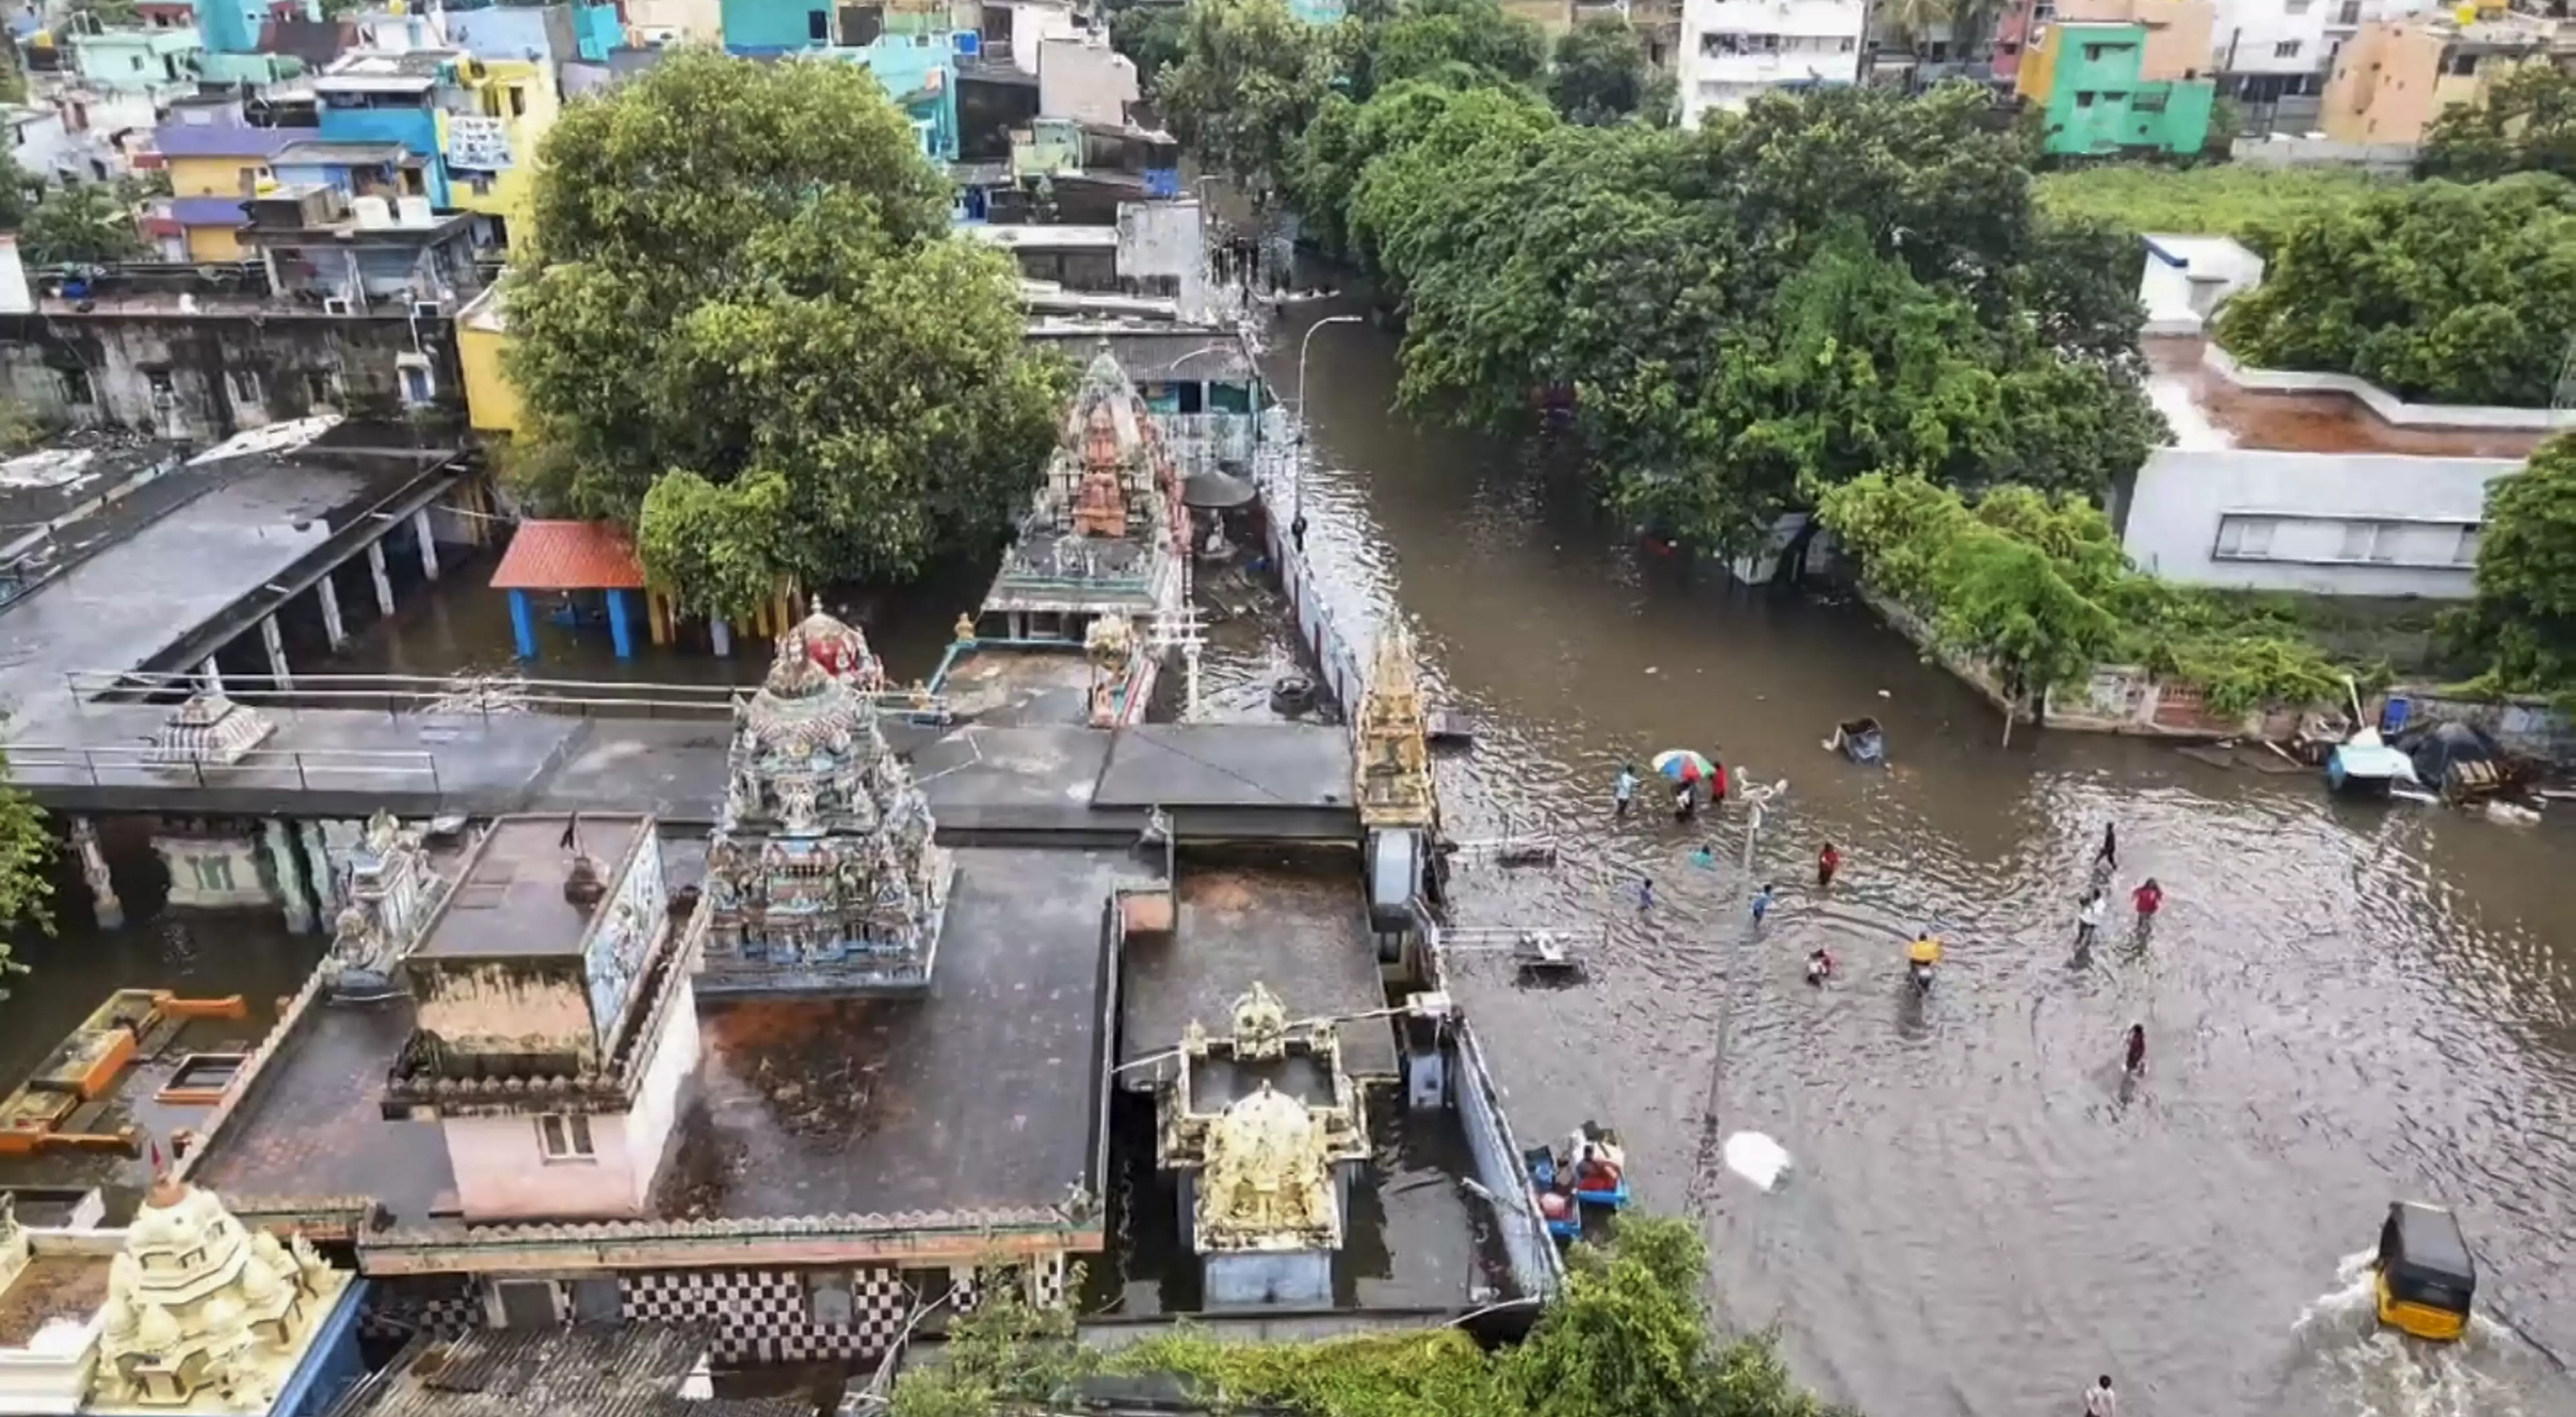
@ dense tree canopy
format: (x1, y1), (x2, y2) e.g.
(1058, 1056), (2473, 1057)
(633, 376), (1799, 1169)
(2451, 433), (2576, 700)
(1282, 73), (2163, 550)
(1549, 14), (1651, 125)
(2214, 174), (2576, 408)
(20, 182), (146, 265)
(1158, 0), (1335, 205)
(1107, 3), (1190, 96)
(504, 51), (1060, 614)
(2419, 63), (2576, 185)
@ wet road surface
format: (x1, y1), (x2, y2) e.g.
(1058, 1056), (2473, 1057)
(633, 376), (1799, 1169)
(1257, 303), (2576, 1417)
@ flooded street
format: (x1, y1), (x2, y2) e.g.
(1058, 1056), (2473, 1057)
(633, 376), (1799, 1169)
(8, 297), (2573, 1417)
(1262, 304), (2576, 1417)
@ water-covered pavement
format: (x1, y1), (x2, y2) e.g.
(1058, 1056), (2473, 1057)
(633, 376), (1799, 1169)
(1241, 302), (2576, 1417)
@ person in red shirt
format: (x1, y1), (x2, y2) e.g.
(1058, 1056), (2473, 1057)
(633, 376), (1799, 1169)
(1817, 842), (1842, 889)
(2131, 877), (2163, 937)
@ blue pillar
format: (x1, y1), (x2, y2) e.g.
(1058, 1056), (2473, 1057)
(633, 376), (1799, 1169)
(608, 588), (635, 659)
(509, 588), (537, 660)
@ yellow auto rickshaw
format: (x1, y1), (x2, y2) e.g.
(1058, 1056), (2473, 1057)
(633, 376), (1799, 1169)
(2376, 1201), (2475, 1342)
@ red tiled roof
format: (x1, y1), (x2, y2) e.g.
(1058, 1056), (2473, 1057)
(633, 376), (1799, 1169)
(489, 520), (647, 591)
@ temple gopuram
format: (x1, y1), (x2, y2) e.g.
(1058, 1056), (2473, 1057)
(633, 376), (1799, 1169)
(690, 612), (955, 998)
(1153, 983), (1370, 1308)
(1355, 627), (1437, 832)
(957, 349), (1189, 728)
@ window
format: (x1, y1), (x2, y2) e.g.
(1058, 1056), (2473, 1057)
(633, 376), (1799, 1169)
(2453, 526), (2481, 565)
(2213, 514), (2279, 559)
(508, 86), (528, 117)
(536, 1112), (595, 1161)
(2273, 39), (2301, 57)
(2075, 90), (2097, 106)
(228, 368), (262, 406)
(398, 363), (435, 407)
(807, 7), (829, 38)
(570, 1277), (622, 1323)
(2285, 0), (2310, 12)
(467, 172), (494, 195)
(192, 855), (236, 894)
(60, 368), (92, 405)
(2337, 0), (2360, 21)
(2132, 90), (2167, 111)
(146, 369), (174, 403)
(131, 56), (144, 70)
(2337, 519), (2378, 561)
(2446, 51), (2475, 75)
(806, 1272), (855, 1325)
(305, 370), (338, 406)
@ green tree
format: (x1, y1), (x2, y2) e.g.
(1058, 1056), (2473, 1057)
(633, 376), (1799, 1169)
(20, 183), (145, 265)
(1159, 0), (1333, 202)
(1108, 3), (1190, 96)
(1352, 0), (1547, 100)
(2419, 63), (2576, 184)
(1934, 526), (2120, 743)
(636, 469), (793, 620)
(1549, 16), (1649, 125)
(2451, 433), (2576, 698)
(0, 152), (36, 233)
(504, 52), (1060, 602)
(2214, 174), (2576, 407)
(0, 744), (53, 991)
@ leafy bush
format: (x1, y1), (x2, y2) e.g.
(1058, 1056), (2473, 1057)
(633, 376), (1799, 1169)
(2032, 163), (2381, 238)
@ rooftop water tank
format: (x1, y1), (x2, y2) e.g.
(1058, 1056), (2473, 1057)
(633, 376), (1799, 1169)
(396, 195), (433, 228)
(352, 195), (394, 230)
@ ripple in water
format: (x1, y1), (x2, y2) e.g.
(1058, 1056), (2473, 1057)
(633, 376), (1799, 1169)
(2277, 1252), (2573, 1417)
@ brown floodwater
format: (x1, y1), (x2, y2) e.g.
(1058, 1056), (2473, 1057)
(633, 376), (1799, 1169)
(10, 302), (2574, 1417)
(1260, 302), (2576, 1417)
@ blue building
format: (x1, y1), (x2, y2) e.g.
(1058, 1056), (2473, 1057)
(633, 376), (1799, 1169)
(312, 48), (456, 207)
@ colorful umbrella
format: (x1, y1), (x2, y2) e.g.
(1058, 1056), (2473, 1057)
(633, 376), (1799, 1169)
(1652, 749), (1714, 783)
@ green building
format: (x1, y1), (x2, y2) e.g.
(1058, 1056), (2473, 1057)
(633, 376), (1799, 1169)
(2017, 20), (2215, 157)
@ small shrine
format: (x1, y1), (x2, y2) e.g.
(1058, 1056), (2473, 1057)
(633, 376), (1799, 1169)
(143, 691), (275, 770)
(0, 1180), (361, 1417)
(786, 596), (885, 693)
(1154, 984), (1370, 1308)
(1355, 627), (1436, 831)
(691, 615), (955, 997)
(323, 812), (448, 997)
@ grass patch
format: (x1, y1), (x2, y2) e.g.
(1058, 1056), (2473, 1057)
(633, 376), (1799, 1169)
(2034, 163), (2386, 238)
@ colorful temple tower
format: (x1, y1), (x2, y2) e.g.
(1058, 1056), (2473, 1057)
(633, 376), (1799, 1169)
(689, 614), (954, 997)
(972, 349), (1190, 727)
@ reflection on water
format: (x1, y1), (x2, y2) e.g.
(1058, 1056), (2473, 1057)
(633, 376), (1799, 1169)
(1264, 302), (2576, 1417)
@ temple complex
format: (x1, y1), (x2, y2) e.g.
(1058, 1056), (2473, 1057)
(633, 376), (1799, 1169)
(1153, 983), (1371, 1308)
(0, 1181), (364, 1417)
(691, 615), (955, 997)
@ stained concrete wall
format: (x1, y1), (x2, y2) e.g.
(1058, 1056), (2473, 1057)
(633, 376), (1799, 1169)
(0, 310), (466, 443)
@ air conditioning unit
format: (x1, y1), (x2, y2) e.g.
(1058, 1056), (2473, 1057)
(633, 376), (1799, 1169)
(321, 295), (353, 315)
(410, 298), (442, 320)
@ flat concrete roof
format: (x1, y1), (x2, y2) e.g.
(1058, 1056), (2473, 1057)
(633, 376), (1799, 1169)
(0, 441), (451, 718)
(188, 994), (455, 1226)
(1119, 856), (1396, 1082)
(1094, 724), (1356, 811)
(0, 1008), (279, 1217)
(657, 846), (1149, 1221)
(416, 814), (652, 960)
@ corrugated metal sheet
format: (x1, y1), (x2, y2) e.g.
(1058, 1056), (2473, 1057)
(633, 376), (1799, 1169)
(339, 1324), (817, 1417)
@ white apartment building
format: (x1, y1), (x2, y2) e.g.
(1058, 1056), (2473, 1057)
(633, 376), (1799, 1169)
(1678, 0), (1867, 126)
(2209, 0), (2435, 101)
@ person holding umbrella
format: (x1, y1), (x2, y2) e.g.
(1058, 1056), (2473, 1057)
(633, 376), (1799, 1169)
(1650, 749), (1717, 821)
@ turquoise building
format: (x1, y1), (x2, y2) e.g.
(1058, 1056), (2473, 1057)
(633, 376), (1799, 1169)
(2017, 20), (2215, 157)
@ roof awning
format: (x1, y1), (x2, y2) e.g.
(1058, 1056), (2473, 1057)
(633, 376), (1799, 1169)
(490, 520), (647, 591)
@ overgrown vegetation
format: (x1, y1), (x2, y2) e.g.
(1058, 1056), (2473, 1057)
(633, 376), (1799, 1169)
(890, 1218), (1850, 1417)
(2447, 433), (2576, 704)
(502, 50), (1063, 617)
(0, 741), (53, 994)
(2419, 63), (2576, 185)
(1819, 474), (2359, 733)
(2214, 174), (2576, 408)
(1161, 0), (2165, 554)
(2032, 162), (2382, 238)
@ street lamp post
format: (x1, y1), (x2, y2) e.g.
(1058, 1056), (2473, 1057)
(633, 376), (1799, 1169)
(1738, 774), (1787, 871)
(1293, 314), (1363, 535)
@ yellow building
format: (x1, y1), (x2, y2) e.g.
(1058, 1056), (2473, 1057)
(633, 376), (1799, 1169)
(159, 148), (276, 261)
(441, 55), (561, 247)
(2320, 11), (2576, 145)
(455, 284), (522, 437)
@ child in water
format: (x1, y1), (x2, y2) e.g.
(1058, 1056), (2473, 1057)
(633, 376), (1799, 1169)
(1816, 842), (1841, 888)
(1805, 947), (1835, 985)
(1689, 844), (1717, 870)
(2124, 1024), (2147, 1075)
(1750, 882), (1776, 924)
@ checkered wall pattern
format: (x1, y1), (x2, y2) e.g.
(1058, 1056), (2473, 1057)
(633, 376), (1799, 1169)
(358, 1277), (481, 1342)
(619, 1266), (953, 1364)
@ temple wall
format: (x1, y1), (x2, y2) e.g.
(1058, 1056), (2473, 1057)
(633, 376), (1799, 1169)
(413, 962), (597, 1060)
(442, 1107), (651, 1222)
(619, 973), (701, 1209)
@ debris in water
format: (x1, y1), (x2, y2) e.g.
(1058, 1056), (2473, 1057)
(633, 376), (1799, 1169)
(1723, 1131), (1791, 1190)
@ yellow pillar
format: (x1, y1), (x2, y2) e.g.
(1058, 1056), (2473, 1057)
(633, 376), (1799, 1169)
(647, 590), (671, 646)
